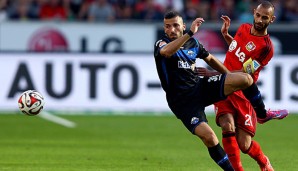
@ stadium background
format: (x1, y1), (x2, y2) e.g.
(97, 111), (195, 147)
(1, 0), (298, 114)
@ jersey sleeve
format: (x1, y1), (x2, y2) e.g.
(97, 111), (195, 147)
(254, 38), (274, 67)
(154, 39), (166, 57)
(197, 42), (210, 59)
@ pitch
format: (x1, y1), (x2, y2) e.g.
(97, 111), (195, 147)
(0, 113), (297, 171)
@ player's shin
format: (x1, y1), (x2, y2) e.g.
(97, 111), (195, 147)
(242, 83), (267, 118)
(208, 143), (235, 171)
(243, 141), (268, 168)
(222, 132), (244, 171)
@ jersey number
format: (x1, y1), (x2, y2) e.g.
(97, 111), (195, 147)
(245, 114), (252, 126)
(235, 47), (245, 62)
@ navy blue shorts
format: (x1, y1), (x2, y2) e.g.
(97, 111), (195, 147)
(167, 74), (227, 134)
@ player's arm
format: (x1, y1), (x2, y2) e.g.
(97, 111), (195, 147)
(159, 33), (192, 58)
(196, 42), (230, 74)
(203, 53), (230, 74)
(221, 15), (233, 45)
(160, 18), (205, 58)
(195, 67), (220, 77)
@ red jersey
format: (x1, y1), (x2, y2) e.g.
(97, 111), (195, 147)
(224, 23), (274, 82)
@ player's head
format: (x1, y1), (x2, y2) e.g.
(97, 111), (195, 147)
(163, 11), (186, 40)
(253, 1), (276, 32)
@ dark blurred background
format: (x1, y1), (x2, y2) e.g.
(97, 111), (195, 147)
(0, 0), (298, 54)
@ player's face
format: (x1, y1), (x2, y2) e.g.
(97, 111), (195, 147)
(163, 16), (185, 40)
(253, 6), (275, 31)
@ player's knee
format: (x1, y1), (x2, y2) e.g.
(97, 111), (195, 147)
(199, 132), (218, 147)
(242, 73), (253, 89)
(220, 121), (235, 132)
(219, 115), (235, 132)
(238, 140), (251, 153)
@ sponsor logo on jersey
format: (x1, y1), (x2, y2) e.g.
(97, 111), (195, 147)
(178, 61), (191, 69)
(229, 40), (237, 52)
(191, 117), (199, 125)
(187, 50), (195, 57)
(246, 41), (256, 51)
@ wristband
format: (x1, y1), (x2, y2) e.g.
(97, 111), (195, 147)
(187, 30), (194, 37)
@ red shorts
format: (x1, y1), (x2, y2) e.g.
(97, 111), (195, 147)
(214, 91), (257, 137)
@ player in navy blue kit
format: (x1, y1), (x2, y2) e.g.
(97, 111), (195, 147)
(153, 11), (269, 171)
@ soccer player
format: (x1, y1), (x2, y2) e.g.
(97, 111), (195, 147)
(154, 10), (272, 171)
(211, 1), (287, 170)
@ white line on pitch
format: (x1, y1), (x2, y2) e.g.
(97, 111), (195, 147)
(38, 111), (76, 128)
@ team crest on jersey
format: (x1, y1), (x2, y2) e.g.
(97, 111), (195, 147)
(187, 50), (195, 57)
(246, 41), (256, 51)
(191, 117), (199, 125)
(228, 40), (237, 52)
(178, 61), (191, 69)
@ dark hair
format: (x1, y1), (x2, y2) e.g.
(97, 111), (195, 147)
(164, 10), (182, 19)
(259, 1), (275, 10)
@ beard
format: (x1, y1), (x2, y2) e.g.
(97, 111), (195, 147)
(166, 33), (178, 40)
(253, 20), (269, 32)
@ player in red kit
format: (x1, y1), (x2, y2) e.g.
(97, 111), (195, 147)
(213, 1), (288, 171)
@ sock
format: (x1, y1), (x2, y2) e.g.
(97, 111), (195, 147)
(208, 143), (235, 171)
(242, 83), (267, 118)
(222, 132), (244, 171)
(244, 140), (267, 167)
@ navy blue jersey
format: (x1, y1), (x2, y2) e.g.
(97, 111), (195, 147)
(154, 36), (227, 134)
(154, 36), (209, 98)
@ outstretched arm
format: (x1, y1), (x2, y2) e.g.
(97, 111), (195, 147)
(203, 54), (230, 74)
(160, 18), (205, 58)
(221, 15), (233, 45)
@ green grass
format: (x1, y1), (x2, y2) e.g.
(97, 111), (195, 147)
(0, 113), (297, 171)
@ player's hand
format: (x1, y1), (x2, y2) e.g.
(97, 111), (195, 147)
(190, 18), (205, 34)
(195, 67), (220, 77)
(221, 15), (231, 36)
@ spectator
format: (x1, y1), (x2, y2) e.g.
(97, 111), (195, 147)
(271, 0), (283, 21)
(111, 0), (135, 21)
(0, 0), (8, 22)
(183, 0), (199, 20)
(134, 0), (164, 22)
(155, 0), (184, 12)
(282, 0), (298, 22)
(197, 0), (214, 21)
(39, 0), (69, 21)
(215, 0), (236, 21)
(87, 0), (115, 22)
(236, 0), (254, 23)
(8, 0), (38, 20)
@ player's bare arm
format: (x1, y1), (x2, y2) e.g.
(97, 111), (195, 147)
(160, 18), (205, 58)
(221, 15), (233, 45)
(203, 54), (230, 74)
(159, 35), (191, 58)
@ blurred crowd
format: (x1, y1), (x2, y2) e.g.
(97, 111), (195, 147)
(0, 0), (298, 23)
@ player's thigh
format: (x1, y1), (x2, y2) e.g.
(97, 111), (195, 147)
(224, 72), (253, 96)
(230, 92), (257, 137)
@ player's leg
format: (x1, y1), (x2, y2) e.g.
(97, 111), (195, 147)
(241, 83), (288, 124)
(170, 100), (234, 171)
(218, 114), (244, 171)
(223, 72), (253, 96)
(224, 72), (288, 124)
(193, 123), (234, 171)
(237, 129), (274, 171)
